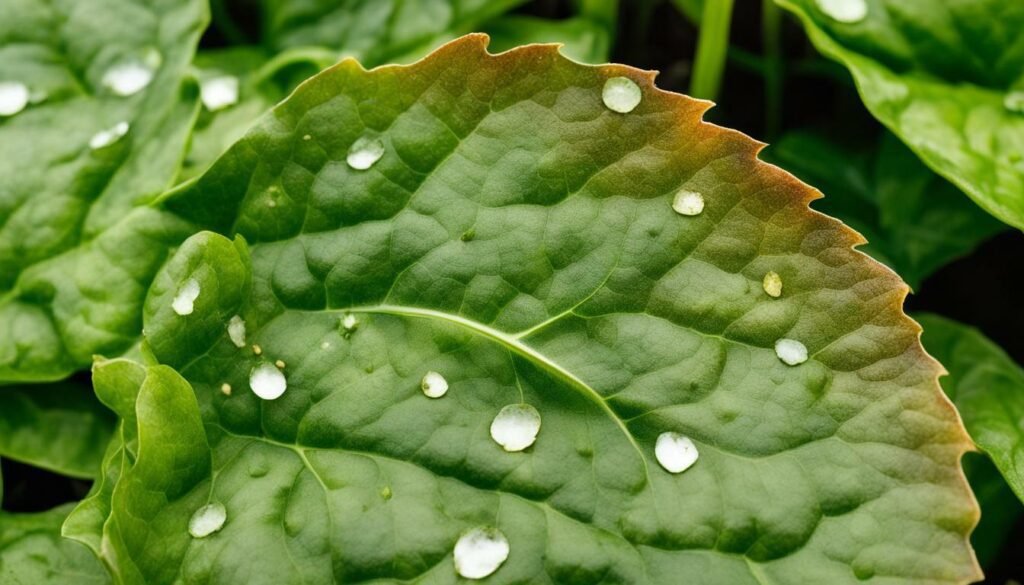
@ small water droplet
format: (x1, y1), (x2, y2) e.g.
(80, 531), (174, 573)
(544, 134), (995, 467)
(453, 527), (509, 580)
(762, 271), (783, 298)
(775, 338), (808, 366)
(602, 77), (642, 113)
(320, 341), (331, 350)
(341, 314), (358, 335)
(220, 383), (232, 396)
(815, 0), (867, 23)
(655, 432), (699, 474)
(172, 278), (200, 316)
(275, 359), (286, 369)
(420, 371), (448, 398)
(1004, 91), (1024, 114)
(346, 135), (385, 170)
(250, 362), (287, 400)
(89, 121), (130, 150)
(200, 75), (239, 111)
(0, 81), (29, 116)
(302, 134), (312, 141)
(189, 502), (227, 538)
(672, 190), (704, 216)
(252, 344), (262, 355)
(489, 404), (541, 452)
(461, 228), (476, 242)
(102, 60), (155, 96)
(380, 486), (392, 500)
(227, 315), (247, 348)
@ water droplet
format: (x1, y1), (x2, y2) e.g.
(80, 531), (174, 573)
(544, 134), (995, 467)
(275, 359), (286, 369)
(346, 135), (384, 170)
(816, 0), (867, 23)
(89, 121), (130, 150)
(302, 134), (312, 141)
(461, 228), (476, 242)
(602, 77), (642, 113)
(172, 278), (200, 316)
(1004, 91), (1024, 114)
(102, 61), (155, 96)
(227, 315), (246, 347)
(189, 502), (227, 538)
(320, 341), (331, 350)
(252, 344), (263, 355)
(489, 404), (541, 452)
(672, 190), (704, 216)
(380, 486), (392, 500)
(762, 271), (783, 298)
(655, 432), (699, 474)
(775, 338), (808, 366)
(341, 314), (358, 335)
(200, 75), (239, 111)
(250, 362), (287, 400)
(247, 453), (269, 477)
(220, 383), (232, 396)
(453, 527), (509, 580)
(0, 81), (29, 116)
(420, 371), (448, 398)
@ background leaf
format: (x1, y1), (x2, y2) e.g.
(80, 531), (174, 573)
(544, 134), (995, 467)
(0, 505), (110, 585)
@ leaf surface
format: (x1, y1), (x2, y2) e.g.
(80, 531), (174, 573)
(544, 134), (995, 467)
(775, 0), (1024, 229)
(0, 505), (110, 585)
(76, 36), (979, 584)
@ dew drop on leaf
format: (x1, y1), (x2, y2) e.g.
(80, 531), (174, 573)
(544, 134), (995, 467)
(775, 338), (808, 366)
(89, 121), (130, 150)
(815, 0), (867, 23)
(672, 190), (705, 216)
(227, 315), (247, 347)
(489, 404), (542, 452)
(346, 135), (385, 170)
(762, 271), (783, 298)
(200, 75), (239, 111)
(420, 371), (448, 398)
(341, 314), (358, 334)
(0, 81), (29, 116)
(249, 362), (287, 400)
(188, 502), (227, 538)
(453, 526), (509, 580)
(655, 432), (699, 473)
(171, 278), (200, 316)
(602, 76), (642, 113)
(220, 383), (231, 396)
(102, 61), (155, 96)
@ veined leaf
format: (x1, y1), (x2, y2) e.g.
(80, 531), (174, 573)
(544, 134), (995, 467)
(73, 36), (978, 583)
(764, 131), (1005, 288)
(775, 0), (1024, 229)
(0, 0), (208, 382)
(0, 504), (110, 585)
(0, 380), (115, 479)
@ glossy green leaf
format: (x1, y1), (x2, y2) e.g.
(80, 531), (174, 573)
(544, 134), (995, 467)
(0, 380), (115, 478)
(960, 452), (1021, 568)
(0, 0), (207, 382)
(0, 505), (110, 585)
(775, 0), (1024, 229)
(73, 36), (979, 583)
(764, 131), (1005, 288)
(918, 313), (1024, 503)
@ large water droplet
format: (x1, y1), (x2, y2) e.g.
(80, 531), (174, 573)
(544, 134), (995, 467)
(421, 371), (448, 398)
(200, 75), (239, 111)
(775, 338), (808, 366)
(171, 278), (200, 316)
(816, 0), (867, 23)
(655, 432), (699, 474)
(346, 135), (385, 170)
(102, 61), (155, 96)
(89, 121), (130, 150)
(489, 404), (541, 452)
(0, 81), (29, 116)
(762, 271), (783, 298)
(602, 77), (642, 113)
(672, 190), (705, 216)
(227, 315), (247, 347)
(250, 362), (287, 400)
(188, 502), (227, 538)
(453, 527), (509, 580)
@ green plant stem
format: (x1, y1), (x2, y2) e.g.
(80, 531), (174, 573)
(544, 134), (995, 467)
(762, 0), (784, 139)
(690, 0), (736, 101)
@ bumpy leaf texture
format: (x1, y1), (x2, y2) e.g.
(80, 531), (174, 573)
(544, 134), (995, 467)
(775, 0), (1024, 229)
(0, 504), (110, 585)
(69, 36), (979, 584)
(0, 0), (207, 382)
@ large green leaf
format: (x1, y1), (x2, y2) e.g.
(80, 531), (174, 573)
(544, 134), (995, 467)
(0, 0), (208, 382)
(764, 131), (1005, 288)
(0, 380), (115, 479)
(775, 0), (1024, 229)
(0, 504), (110, 585)
(71, 36), (979, 583)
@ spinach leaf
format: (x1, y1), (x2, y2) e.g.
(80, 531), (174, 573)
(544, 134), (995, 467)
(73, 36), (979, 583)
(0, 381), (115, 479)
(764, 131), (1005, 288)
(0, 0), (207, 382)
(775, 0), (1024, 229)
(0, 504), (110, 585)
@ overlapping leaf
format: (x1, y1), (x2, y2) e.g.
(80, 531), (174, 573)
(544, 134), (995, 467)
(69, 36), (979, 583)
(775, 0), (1024, 229)
(0, 504), (110, 585)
